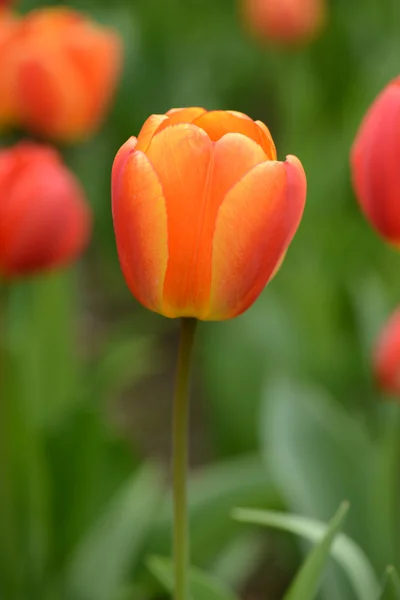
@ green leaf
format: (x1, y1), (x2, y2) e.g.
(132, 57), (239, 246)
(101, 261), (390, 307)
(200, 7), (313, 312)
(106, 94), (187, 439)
(261, 378), (391, 587)
(284, 503), (348, 600)
(67, 464), (164, 600)
(148, 455), (279, 565)
(147, 555), (240, 600)
(234, 505), (379, 600)
(380, 566), (400, 600)
(211, 534), (265, 590)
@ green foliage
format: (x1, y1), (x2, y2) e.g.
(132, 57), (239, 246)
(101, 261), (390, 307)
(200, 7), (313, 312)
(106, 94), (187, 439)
(233, 507), (379, 600)
(380, 567), (400, 600)
(147, 555), (240, 600)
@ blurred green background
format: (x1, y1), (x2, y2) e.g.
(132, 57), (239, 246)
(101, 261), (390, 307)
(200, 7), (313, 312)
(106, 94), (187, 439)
(2, 0), (400, 598)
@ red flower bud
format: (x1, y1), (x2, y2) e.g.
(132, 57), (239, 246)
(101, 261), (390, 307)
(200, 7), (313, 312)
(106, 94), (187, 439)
(242, 0), (326, 45)
(0, 8), (122, 141)
(351, 78), (400, 245)
(374, 309), (400, 397)
(112, 108), (306, 320)
(0, 142), (91, 278)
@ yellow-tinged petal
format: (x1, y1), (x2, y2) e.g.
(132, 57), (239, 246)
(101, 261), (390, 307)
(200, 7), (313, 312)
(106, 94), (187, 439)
(136, 115), (168, 152)
(112, 149), (168, 313)
(193, 110), (276, 158)
(145, 123), (213, 317)
(145, 126), (270, 318)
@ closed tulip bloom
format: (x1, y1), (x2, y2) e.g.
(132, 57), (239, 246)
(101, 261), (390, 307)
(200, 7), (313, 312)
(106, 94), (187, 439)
(0, 142), (91, 278)
(374, 309), (400, 396)
(351, 78), (400, 245)
(0, 7), (122, 140)
(112, 108), (306, 321)
(243, 0), (326, 44)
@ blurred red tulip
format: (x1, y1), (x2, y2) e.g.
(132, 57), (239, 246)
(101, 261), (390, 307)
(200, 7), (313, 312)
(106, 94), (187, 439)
(112, 108), (306, 320)
(0, 142), (91, 278)
(374, 309), (400, 396)
(242, 0), (326, 44)
(0, 7), (122, 141)
(351, 78), (400, 246)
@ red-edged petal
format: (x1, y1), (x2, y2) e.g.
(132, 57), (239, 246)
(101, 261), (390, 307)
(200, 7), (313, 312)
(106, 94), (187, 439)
(112, 149), (169, 313)
(207, 155), (306, 320)
(112, 136), (137, 198)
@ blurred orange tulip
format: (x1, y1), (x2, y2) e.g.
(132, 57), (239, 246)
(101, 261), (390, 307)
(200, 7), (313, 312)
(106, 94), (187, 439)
(112, 108), (306, 321)
(0, 142), (91, 278)
(0, 9), (18, 127)
(0, 7), (122, 141)
(242, 0), (326, 44)
(374, 309), (400, 397)
(351, 78), (400, 246)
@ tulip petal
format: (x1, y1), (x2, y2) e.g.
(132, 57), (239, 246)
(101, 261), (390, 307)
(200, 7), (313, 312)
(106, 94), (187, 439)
(351, 82), (400, 244)
(145, 125), (270, 318)
(0, 158), (89, 276)
(153, 107), (207, 138)
(165, 107), (206, 119)
(207, 155), (306, 320)
(193, 110), (276, 159)
(112, 149), (168, 313)
(145, 123), (213, 317)
(136, 115), (168, 152)
(17, 55), (86, 139)
(112, 136), (137, 199)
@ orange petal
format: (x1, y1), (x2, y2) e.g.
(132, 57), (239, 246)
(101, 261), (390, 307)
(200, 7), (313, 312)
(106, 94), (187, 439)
(136, 114), (168, 152)
(145, 123), (213, 317)
(112, 149), (168, 313)
(153, 107), (207, 138)
(165, 107), (206, 119)
(145, 125), (269, 318)
(255, 120), (277, 159)
(207, 155), (306, 320)
(17, 54), (87, 140)
(193, 110), (276, 159)
(112, 136), (137, 199)
(191, 132), (269, 319)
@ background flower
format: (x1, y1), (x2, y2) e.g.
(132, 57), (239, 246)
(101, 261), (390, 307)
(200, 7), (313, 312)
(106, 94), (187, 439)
(0, 7), (122, 140)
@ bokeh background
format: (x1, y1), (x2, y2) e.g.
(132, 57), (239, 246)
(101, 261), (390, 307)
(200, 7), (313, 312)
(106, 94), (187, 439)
(2, 0), (400, 598)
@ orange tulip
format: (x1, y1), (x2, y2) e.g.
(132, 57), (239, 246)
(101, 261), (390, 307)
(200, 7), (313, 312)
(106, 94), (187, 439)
(242, 0), (326, 44)
(0, 142), (91, 278)
(112, 108), (306, 321)
(351, 78), (400, 246)
(374, 309), (400, 396)
(0, 7), (122, 140)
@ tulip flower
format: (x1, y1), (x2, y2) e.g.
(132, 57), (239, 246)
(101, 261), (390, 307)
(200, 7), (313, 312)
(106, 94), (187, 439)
(0, 7), (122, 140)
(0, 142), (91, 278)
(242, 0), (326, 44)
(112, 107), (306, 321)
(374, 309), (400, 397)
(351, 78), (400, 246)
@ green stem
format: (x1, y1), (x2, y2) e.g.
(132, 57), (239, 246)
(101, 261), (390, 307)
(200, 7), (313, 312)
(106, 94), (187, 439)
(173, 317), (197, 600)
(0, 284), (23, 598)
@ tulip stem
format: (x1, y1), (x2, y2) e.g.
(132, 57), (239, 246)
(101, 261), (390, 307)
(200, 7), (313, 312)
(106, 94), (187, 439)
(173, 317), (197, 600)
